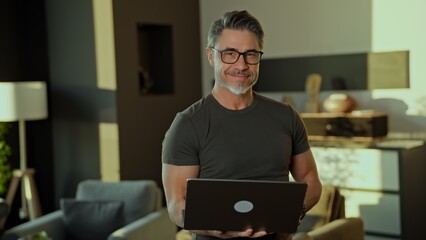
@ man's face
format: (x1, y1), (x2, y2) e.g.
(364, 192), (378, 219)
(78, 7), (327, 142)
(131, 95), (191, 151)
(207, 29), (261, 95)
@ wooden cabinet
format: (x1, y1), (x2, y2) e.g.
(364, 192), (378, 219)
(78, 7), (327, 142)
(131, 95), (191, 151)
(311, 140), (426, 240)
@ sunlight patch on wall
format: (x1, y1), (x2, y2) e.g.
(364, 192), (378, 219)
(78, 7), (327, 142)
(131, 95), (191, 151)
(371, 88), (409, 98)
(99, 122), (120, 181)
(93, 0), (116, 90)
(371, 89), (426, 116)
(311, 148), (398, 191)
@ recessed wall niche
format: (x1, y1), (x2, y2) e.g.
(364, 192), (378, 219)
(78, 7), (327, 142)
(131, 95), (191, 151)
(137, 23), (174, 95)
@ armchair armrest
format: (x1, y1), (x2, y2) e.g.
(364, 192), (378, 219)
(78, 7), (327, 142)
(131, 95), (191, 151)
(308, 217), (364, 240)
(1, 211), (65, 240)
(109, 208), (177, 240)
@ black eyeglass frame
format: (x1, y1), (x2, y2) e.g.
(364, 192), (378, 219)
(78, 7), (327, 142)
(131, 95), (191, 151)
(211, 47), (264, 65)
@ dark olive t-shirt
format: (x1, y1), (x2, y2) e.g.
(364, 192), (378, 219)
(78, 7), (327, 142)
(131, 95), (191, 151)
(162, 92), (310, 181)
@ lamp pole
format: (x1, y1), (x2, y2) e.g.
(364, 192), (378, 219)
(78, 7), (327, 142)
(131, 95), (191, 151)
(16, 119), (42, 219)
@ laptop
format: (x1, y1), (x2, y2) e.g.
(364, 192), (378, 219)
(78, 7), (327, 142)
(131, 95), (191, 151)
(184, 178), (307, 233)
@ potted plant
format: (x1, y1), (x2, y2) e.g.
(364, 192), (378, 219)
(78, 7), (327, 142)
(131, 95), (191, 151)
(0, 122), (12, 197)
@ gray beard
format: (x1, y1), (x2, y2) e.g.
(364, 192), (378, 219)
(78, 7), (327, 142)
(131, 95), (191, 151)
(217, 78), (257, 95)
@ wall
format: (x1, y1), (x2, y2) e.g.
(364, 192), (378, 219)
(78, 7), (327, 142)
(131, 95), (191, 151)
(368, 0), (426, 138)
(44, 0), (201, 207)
(45, 0), (112, 204)
(200, 0), (426, 139)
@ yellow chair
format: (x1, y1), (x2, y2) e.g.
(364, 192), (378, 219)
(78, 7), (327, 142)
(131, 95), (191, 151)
(297, 185), (345, 232)
(293, 185), (364, 240)
(294, 218), (364, 240)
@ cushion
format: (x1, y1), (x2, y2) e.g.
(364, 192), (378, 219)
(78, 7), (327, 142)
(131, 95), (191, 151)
(60, 199), (124, 240)
(76, 180), (159, 224)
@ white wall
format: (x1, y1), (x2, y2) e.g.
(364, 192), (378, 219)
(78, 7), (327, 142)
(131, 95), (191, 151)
(368, 0), (426, 137)
(199, 0), (426, 138)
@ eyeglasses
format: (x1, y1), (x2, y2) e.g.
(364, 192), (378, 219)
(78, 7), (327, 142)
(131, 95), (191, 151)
(211, 48), (263, 65)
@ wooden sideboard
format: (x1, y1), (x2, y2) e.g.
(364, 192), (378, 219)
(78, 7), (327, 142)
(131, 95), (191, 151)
(310, 139), (426, 240)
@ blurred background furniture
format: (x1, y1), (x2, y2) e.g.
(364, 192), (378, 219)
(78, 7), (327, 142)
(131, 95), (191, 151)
(1, 180), (177, 240)
(0, 198), (10, 234)
(293, 185), (364, 240)
(297, 185), (345, 232)
(294, 217), (364, 240)
(310, 141), (426, 239)
(0, 81), (48, 221)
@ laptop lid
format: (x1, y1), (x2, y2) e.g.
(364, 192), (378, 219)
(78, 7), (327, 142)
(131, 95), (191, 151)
(184, 178), (307, 233)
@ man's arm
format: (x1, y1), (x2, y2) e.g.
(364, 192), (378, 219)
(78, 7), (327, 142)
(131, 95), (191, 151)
(162, 163), (199, 227)
(289, 149), (322, 211)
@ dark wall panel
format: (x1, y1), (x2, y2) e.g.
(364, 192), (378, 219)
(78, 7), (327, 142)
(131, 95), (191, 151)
(255, 53), (368, 92)
(255, 51), (409, 92)
(113, 0), (202, 186)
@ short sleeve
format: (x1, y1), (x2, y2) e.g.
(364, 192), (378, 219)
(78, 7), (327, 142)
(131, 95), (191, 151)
(290, 106), (310, 156)
(162, 113), (200, 165)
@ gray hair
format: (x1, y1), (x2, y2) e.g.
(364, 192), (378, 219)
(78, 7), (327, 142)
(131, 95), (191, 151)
(207, 10), (264, 50)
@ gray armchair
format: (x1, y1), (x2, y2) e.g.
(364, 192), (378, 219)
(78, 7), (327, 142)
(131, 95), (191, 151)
(1, 180), (177, 240)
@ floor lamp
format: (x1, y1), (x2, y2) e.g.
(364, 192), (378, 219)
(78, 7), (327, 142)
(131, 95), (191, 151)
(0, 81), (48, 224)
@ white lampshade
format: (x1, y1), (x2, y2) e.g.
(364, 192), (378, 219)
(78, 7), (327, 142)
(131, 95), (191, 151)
(0, 81), (48, 122)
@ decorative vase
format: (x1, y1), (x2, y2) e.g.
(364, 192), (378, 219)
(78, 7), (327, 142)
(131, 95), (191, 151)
(323, 93), (357, 113)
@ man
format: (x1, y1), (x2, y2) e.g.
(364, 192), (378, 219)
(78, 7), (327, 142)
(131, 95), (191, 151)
(162, 10), (322, 240)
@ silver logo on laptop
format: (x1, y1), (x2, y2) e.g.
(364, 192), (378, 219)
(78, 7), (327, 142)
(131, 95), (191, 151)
(234, 200), (254, 213)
